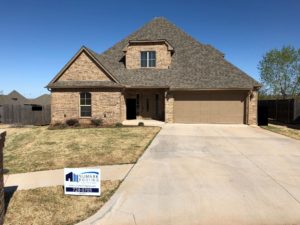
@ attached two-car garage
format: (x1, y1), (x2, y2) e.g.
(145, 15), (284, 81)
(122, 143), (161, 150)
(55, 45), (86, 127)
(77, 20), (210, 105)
(173, 91), (248, 124)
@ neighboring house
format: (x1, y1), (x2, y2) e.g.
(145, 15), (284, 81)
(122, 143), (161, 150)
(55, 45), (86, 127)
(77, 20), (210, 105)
(47, 17), (260, 125)
(0, 90), (51, 124)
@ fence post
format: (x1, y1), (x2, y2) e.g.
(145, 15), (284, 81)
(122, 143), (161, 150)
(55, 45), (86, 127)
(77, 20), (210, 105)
(288, 99), (290, 124)
(0, 130), (6, 225)
(275, 99), (278, 121)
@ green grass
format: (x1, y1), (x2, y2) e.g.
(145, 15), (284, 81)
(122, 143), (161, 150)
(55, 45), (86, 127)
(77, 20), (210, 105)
(2, 126), (160, 174)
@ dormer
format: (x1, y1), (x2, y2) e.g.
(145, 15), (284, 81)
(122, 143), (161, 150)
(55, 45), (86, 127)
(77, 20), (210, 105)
(123, 39), (174, 69)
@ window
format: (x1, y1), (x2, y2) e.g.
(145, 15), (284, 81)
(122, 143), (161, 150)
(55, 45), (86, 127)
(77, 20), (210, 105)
(80, 92), (91, 117)
(32, 105), (42, 111)
(141, 51), (156, 68)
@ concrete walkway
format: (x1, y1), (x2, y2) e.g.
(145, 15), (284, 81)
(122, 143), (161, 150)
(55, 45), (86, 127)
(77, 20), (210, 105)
(78, 124), (300, 225)
(122, 119), (165, 127)
(4, 164), (134, 190)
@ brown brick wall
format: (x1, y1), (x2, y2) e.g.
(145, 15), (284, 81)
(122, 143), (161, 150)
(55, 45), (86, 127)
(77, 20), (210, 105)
(165, 92), (174, 123)
(126, 43), (171, 69)
(51, 90), (125, 124)
(248, 90), (258, 125)
(59, 52), (111, 81)
(0, 130), (6, 225)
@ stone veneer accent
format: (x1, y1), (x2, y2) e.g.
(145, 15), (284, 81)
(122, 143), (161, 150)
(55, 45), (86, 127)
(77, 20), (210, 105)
(0, 130), (5, 225)
(248, 90), (258, 125)
(125, 43), (172, 69)
(51, 90), (125, 124)
(59, 52), (111, 81)
(165, 92), (174, 123)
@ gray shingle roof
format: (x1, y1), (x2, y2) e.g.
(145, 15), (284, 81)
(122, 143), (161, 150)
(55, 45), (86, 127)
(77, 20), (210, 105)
(48, 17), (260, 89)
(94, 17), (260, 89)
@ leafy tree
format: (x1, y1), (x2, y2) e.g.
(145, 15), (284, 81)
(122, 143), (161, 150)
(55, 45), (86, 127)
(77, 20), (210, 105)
(258, 46), (300, 99)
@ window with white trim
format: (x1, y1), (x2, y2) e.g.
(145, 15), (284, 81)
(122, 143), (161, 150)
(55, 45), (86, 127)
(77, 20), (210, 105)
(80, 92), (91, 117)
(141, 51), (156, 68)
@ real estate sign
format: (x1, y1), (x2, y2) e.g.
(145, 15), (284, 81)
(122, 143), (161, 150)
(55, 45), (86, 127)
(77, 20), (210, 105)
(64, 168), (101, 196)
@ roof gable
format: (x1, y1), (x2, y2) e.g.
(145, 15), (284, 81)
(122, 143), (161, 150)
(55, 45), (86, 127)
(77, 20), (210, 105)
(47, 47), (119, 87)
(123, 39), (174, 53)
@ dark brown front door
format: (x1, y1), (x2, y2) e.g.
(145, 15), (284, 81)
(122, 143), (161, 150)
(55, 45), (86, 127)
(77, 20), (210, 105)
(126, 99), (136, 119)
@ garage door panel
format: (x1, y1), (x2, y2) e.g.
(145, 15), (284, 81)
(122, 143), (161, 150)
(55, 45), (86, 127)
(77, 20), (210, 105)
(174, 91), (246, 124)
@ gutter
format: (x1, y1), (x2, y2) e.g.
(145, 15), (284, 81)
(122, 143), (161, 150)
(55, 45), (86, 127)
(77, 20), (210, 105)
(169, 87), (253, 91)
(124, 85), (170, 89)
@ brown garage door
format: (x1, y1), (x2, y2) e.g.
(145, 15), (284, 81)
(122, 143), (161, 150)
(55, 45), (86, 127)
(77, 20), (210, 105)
(174, 91), (247, 124)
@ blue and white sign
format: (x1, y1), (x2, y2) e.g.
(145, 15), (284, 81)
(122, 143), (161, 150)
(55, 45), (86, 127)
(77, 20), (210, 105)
(64, 168), (101, 196)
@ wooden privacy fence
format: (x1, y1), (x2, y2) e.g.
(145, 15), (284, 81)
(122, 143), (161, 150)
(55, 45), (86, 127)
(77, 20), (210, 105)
(258, 99), (300, 124)
(0, 104), (51, 125)
(0, 130), (5, 225)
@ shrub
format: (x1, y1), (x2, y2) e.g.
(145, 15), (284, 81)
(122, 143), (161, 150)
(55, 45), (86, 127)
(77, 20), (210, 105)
(91, 118), (103, 127)
(115, 122), (123, 127)
(74, 122), (81, 127)
(48, 122), (67, 130)
(66, 118), (79, 127)
(138, 122), (144, 126)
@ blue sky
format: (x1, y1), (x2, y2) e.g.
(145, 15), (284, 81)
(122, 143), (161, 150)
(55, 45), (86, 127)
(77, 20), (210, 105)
(0, 0), (299, 98)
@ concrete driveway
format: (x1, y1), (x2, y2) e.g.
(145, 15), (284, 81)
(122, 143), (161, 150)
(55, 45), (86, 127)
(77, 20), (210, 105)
(80, 124), (300, 225)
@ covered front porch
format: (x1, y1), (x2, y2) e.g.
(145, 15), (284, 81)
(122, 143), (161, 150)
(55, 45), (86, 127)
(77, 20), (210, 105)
(124, 89), (166, 122)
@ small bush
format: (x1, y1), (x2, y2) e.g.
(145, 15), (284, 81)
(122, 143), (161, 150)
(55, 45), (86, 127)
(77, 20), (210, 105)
(66, 119), (79, 127)
(74, 122), (81, 127)
(49, 122), (67, 130)
(138, 122), (144, 126)
(115, 122), (123, 127)
(91, 118), (103, 127)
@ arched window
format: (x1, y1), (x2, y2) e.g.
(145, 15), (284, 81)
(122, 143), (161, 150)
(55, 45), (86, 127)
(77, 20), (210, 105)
(80, 92), (91, 117)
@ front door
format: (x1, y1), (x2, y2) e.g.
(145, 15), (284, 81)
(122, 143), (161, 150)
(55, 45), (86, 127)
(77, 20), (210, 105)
(126, 99), (137, 119)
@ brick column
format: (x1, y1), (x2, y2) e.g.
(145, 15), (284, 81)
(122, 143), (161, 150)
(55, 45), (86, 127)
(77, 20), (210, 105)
(0, 130), (6, 225)
(165, 91), (174, 123)
(248, 90), (258, 125)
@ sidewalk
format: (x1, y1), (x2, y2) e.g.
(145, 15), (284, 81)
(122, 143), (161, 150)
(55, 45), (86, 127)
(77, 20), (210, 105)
(122, 119), (165, 127)
(4, 164), (134, 190)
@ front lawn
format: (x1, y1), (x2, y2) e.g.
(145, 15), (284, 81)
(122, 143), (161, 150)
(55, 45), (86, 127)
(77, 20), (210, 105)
(261, 123), (300, 140)
(4, 180), (120, 225)
(2, 126), (160, 174)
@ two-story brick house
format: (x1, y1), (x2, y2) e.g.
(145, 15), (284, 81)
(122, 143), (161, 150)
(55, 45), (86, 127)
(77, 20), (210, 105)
(47, 17), (260, 125)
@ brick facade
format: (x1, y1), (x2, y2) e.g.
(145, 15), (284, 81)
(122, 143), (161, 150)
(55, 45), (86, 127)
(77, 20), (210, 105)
(248, 90), (258, 125)
(165, 92), (174, 123)
(59, 52), (111, 81)
(125, 43), (172, 69)
(49, 44), (258, 125)
(51, 90), (125, 124)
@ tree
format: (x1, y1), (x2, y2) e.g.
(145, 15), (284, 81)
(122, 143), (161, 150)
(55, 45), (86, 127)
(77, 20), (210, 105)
(258, 46), (300, 99)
